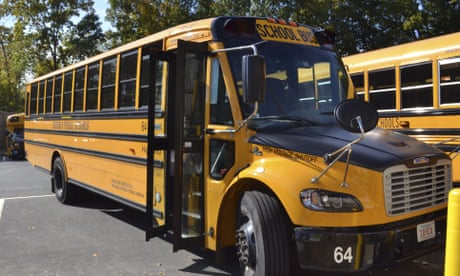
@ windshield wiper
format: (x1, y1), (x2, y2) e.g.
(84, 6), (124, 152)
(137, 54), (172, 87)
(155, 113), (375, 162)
(247, 115), (317, 130)
(261, 115), (317, 125)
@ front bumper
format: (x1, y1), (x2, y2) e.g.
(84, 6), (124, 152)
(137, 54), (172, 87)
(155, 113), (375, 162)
(294, 211), (446, 272)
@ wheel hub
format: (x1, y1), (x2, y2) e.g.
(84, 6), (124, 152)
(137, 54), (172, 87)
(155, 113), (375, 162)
(236, 219), (256, 275)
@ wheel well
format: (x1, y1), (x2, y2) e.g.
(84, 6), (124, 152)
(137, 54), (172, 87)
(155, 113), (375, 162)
(216, 178), (287, 251)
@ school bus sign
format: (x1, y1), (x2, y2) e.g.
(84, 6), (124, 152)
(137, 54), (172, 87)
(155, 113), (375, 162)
(255, 19), (317, 45)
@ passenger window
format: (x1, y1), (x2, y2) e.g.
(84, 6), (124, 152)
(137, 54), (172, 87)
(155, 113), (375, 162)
(74, 67), (85, 112)
(86, 62), (100, 111)
(350, 72), (365, 101)
(401, 62), (433, 108)
(101, 57), (117, 110)
(30, 83), (38, 115)
(210, 139), (234, 180)
(139, 53), (165, 111)
(439, 57), (460, 105)
(119, 50), (137, 109)
(46, 78), (53, 113)
(54, 75), (62, 113)
(368, 68), (395, 110)
(63, 71), (73, 112)
(210, 59), (233, 125)
(38, 80), (45, 114)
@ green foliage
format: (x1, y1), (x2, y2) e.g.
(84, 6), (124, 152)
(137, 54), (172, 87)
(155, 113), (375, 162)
(63, 11), (106, 64)
(2, 0), (105, 74)
(1, 0), (460, 113)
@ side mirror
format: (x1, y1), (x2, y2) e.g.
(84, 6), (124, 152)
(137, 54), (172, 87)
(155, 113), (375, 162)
(334, 99), (378, 133)
(242, 55), (266, 103)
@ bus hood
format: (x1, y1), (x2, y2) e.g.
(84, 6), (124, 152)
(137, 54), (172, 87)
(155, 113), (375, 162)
(248, 125), (447, 171)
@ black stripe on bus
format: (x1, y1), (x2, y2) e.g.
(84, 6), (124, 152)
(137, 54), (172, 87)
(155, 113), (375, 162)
(25, 128), (148, 142)
(393, 128), (460, 137)
(25, 139), (165, 168)
(26, 109), (165, 120)
(379, 109), (460, 118)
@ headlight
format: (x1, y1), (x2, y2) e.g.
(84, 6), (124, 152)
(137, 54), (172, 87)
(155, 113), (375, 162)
(300, 189), (363, 212)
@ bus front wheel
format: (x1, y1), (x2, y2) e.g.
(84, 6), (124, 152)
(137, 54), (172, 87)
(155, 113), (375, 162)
(52, 157), (75, 204)
(236, 191), (290, 276)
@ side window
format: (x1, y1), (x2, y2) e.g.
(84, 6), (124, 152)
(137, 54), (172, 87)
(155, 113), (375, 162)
(439, 57), (460, 105)
(119, 50), (137, 109)
(368, 68), (396, 110)
(30, 83), (38, 115)
(139, 51), (165, 110)
(101, 57), (117, 110)
(54, 75), (62, 113)
(74, 67), (86, 112)
(46, 78), (53, 113)
(401, 62), (433, 109)
(350, 72), (365, 101)
(210, 59), (233, 125)
(210, 139), (235, 180)
(139, 53), (150, 108)
(38, 80), (45, 114)
(86, 62), (100, 111)
(63, 71), (73, 112)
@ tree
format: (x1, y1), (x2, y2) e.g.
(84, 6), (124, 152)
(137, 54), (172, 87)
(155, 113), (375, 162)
(106, 0), (198, 46)
(63, 11), (106, 64)
(416, 0), (460, 37)
(2, 0), (105, 75)
(0, 24), (28, 112)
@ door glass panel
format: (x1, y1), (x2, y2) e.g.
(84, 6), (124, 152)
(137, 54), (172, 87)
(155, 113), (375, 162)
(181, 52), (205, 238)
(182, 152), (202, 237)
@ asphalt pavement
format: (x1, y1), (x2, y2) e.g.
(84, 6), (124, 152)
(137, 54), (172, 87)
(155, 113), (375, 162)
(0, 159), (445, 275)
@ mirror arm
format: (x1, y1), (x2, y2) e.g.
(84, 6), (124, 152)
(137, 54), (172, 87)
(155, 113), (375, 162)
(205, 102), (259, 135)
(311, 116), (365, 185)
(434, 136), (460, 160)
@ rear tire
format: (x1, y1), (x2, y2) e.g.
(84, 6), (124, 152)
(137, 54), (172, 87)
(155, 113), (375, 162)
(52, 157), (75, 204)
(236, 191), (290, 276)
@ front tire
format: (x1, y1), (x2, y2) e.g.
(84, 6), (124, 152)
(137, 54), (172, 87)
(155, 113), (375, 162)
(52, 157), (75, 204)
(236, 191), (290, 276)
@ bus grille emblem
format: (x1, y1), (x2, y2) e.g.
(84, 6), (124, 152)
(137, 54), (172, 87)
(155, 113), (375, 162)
(413, 157), (429, 165)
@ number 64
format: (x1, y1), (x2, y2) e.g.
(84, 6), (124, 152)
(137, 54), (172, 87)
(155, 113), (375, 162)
(334, 246), (353, 263)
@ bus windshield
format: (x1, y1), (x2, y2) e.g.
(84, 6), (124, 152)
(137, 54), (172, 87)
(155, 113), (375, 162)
(228, 42), (349, 129)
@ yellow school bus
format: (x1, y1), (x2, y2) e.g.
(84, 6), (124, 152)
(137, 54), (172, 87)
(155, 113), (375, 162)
(5, 112), (25, 159)
(343, 32), (460, 187)
(24, 17), (452, 274)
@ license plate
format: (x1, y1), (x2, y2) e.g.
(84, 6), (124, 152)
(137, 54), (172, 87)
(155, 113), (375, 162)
(416, 221), (436, 242)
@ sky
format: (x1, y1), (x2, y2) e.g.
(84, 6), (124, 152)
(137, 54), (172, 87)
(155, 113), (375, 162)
(93, 1), (111, 31)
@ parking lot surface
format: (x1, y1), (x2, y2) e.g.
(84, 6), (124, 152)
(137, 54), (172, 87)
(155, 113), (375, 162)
(0, 160), (444, 275)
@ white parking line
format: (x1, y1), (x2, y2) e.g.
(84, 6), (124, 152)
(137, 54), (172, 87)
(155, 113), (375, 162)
(0, 194), (54, 221)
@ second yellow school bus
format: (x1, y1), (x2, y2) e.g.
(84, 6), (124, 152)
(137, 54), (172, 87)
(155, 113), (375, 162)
(25, 17), (451, 275)
(5, 112), (25, 160)
(343, 32), (460, 187)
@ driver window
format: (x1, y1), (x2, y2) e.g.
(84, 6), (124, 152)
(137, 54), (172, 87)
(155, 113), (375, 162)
(210, 139), (234, 179)
(210, 58), (233, 125)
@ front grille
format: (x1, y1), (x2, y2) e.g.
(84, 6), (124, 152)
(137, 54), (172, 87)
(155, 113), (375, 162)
(384, 159), (451, 216)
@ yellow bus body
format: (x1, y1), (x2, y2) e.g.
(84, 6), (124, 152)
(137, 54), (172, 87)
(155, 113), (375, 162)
(5, 113), (25, 159)
(24, 17), (451, 274)
(343, 32), (460, 186)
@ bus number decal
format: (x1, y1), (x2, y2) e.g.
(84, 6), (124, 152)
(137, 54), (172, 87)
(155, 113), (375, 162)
(378, 117), (400, 129)
(334, 246), (353, 264)
(141, 120), (148, 132)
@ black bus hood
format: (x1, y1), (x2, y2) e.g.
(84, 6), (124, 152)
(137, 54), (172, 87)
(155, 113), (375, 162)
(248, 125), (447, 171)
